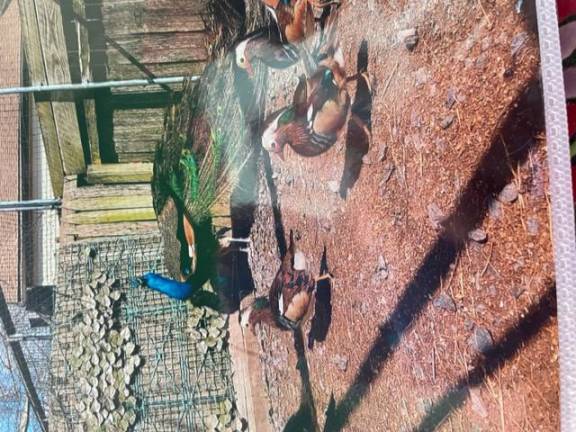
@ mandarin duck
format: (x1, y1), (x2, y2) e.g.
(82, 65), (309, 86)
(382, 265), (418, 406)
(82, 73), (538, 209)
(261, 0), (315, 45)
(261, 0), (342, 50)
(235, 25), (301, 76)
(261, 44), (352, 158)
(258, 4), (367, 159)
(235, 0), (340, 75)
(240, 231), (332, 333)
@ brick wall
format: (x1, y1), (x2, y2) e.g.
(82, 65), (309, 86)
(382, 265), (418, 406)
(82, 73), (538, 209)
(0, 0), (21, 302)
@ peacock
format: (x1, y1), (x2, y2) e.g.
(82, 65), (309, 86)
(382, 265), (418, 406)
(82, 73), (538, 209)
(146, 76), (251, 301)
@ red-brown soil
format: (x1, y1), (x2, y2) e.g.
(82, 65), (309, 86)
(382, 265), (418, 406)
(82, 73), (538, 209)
(245, 1), (559, 431)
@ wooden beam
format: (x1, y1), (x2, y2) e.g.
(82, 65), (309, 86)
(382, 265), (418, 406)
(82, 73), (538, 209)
(64, 194), (152, 211)
(19, 0), (86, 194)
(113, 108), (164, 154)
(86, 163), (153, 184)
(72, 0), (101, 164)
(65, 207), (156, 224)
(84, 99), (101, 163)
(0, 285), (49, 432)
(19, 0), (64, 195)
(98, 0), (206, 35)
(34, 0), (85, 175)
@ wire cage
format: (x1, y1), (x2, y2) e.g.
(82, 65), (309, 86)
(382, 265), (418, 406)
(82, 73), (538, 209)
(49, 234), (238, 431)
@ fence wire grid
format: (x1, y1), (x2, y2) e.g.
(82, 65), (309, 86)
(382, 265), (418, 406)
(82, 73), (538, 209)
(50, 235), (237, 431)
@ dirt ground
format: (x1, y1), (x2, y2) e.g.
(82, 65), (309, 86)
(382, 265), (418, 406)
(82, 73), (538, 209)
(244, 1), (559, 431)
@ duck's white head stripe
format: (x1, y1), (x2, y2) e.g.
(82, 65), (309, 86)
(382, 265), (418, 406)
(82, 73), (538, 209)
(266, 6), (279, 25)
(334, 46), (345, 69)
(235, 39), (249, 68)
(307, 105), (314, 123)
(240, 306), (252, 328)
(262, 110), (284, 151)
(278, 292), (284, 315)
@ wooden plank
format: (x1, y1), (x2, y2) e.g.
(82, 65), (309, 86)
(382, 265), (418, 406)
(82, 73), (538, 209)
(96, 61), (205, 94)
(115, 139), (158, 154)
(87, 0), (207, 11)
(86, 163), (153, 184)
(105, 32), (208, 65)
(19, 0), (64, 195)
(99, 4), (206, 35)
(60, 176), (78, 244)
(65, 195), (153, 211)
(113, 108), (164, 153)
(117, 152), (155, 163)
(34, 0), (85, 175)
(113, 108), (166, 127)
(65, 208), (156, 224)
(228, 313), (274, 432)
(228, 313), (258, 432)
(69, 221), (159, 239)
(105, 61), (206, 81)
(68, 182), (152, 199)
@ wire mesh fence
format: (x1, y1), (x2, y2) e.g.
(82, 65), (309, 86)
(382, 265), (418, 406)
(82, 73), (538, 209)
(0, 1), (246, 429)
(0, 4), (62, 429)
(49, 235), (239, 431)
(0, 77), (59, 432)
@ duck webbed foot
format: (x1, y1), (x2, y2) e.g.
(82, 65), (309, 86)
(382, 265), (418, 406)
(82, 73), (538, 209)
(314, 272), (334, 285)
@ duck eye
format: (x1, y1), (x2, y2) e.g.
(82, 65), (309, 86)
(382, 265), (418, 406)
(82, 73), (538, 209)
(239, 57), (245, 64)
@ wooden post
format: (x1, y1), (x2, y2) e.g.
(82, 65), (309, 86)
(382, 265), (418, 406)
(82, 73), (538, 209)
(71, 0), (101, 164)
(0, 285), (49, 432)
(19, 0), (86, 196)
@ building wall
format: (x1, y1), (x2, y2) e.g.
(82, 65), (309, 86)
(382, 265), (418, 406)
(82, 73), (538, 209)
(0, 0), (21, 303)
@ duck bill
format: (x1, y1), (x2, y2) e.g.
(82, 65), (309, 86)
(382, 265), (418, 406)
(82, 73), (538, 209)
(245, 61), (254, 77)
(276, 147), (285, 161)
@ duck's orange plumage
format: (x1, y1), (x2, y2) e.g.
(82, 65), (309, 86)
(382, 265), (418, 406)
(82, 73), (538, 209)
(264, 0), (316, 45)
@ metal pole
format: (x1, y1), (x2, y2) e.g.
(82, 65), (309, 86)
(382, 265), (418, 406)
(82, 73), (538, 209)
(536, 1), (576, 430)
(0, 199), (61, 212)
(7, 334), (52, 343)
(0, 285), (49, 432)
(0, 76), (194, 96)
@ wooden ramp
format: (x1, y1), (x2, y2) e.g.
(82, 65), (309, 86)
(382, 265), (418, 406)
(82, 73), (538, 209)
(229, 311), (275, 432)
